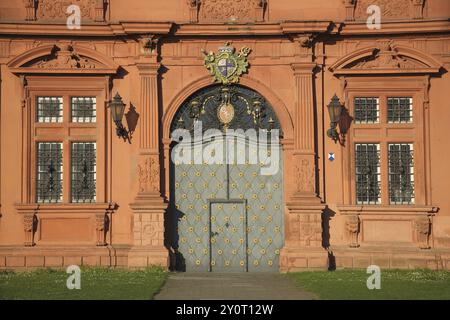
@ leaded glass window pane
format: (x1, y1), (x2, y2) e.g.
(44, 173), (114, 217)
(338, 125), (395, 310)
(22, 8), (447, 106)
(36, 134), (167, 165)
(387, 97), (413, 123)
(354, 97), (379, 123)
(388, 143), (415, 204)
(355, 143), (381, 204)
(71, 97), (96, 123)
(36, 142), (63, 203)
(37, 97), (63, 123)
(71, 142), (96, 203)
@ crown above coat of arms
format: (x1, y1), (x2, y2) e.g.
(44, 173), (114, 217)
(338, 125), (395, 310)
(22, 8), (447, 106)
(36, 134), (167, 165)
(202, 42), (251, 84)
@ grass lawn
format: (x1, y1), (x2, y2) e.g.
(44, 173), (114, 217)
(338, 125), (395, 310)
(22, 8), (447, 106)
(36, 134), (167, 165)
(288, 269), (450, 300)
(0, 267), (168, 300)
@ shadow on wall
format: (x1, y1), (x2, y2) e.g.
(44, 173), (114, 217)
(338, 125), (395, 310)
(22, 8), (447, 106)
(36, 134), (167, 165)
(322, 206), (336, 271)
(125, 103), (139, 141)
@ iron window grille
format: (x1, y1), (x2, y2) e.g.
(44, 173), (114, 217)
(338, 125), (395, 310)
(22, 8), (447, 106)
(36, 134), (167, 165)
(36, 142), (63, 203)
(71, 142), (97, 203)
(387, 97), (413, 123)
(388, 143), (415, 204)
(71, 97), (97, 123)
(355, 143), (381, 204)
(354, 97), (379, 124)
(37, 97), (63, 123)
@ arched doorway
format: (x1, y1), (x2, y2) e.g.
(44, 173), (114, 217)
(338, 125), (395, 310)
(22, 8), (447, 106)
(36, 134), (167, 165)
(168, 84), (284, 272)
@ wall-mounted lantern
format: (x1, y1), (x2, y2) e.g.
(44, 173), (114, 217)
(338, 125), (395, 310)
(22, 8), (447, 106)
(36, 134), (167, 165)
(108, 92), (129, 141)
(326, 94), (344, 143)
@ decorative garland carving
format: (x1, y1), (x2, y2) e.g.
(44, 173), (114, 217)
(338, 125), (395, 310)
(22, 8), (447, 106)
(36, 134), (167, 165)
(36, 0), (107, 21)
(355, 0), (410, 20)
(199, 0), (266, 22)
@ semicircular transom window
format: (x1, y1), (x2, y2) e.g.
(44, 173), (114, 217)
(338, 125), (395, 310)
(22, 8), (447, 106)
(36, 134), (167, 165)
(170, 85), (283, 136)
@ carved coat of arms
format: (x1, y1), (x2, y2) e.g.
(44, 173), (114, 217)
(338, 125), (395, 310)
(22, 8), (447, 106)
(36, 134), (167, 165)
(202, 42), (251, 84)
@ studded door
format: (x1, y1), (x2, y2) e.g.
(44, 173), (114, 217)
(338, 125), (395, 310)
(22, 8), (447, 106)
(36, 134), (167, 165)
(169, 85), (284, 272)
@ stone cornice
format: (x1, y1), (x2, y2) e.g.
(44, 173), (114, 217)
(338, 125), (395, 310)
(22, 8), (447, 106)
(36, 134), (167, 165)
(340, 19), (450, 35)
(0, 21), (173, 37)
(0, 19), (448, 38)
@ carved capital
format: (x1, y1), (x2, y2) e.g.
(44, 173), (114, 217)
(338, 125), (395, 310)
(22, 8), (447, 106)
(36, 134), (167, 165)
(139, 35), (161, 57)
(345, 215), (360, 248)
(414, 216), (431, 249)
(289, 34), (316, 61)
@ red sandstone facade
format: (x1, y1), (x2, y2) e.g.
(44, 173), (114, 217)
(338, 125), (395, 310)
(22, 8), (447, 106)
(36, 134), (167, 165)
(0, 0), (449, 271)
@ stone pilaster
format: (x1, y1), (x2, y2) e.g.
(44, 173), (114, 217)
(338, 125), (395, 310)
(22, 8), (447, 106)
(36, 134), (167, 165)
(128, 41), (168, 268)
(281, 39), (327, 271)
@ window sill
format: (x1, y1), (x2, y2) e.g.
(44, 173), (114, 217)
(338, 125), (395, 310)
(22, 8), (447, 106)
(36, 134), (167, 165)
(15, 202), (117, 215)
(337, 204), (438, 216)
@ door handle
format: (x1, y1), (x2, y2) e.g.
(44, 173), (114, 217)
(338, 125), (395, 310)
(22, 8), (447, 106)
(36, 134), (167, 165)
(211, 231), (219, 237)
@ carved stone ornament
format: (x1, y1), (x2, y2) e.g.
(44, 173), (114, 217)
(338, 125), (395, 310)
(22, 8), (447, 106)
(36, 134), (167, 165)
(354, 0), (411, 20)
(32, 44), (97, 69)
(345, 215), (360, 248)
(138, 157), (160, 193)
(139, 35), (160, 56)
(23, 213), (36, 247)
(95, 213), (107, 246)
(351, 42), (424, 70)
(414, 216), (431, 249)
(37, 0), (102, 20)
(294, 159), (315, 193)
(288, 213), (322, 247)
(199, 0), (266, 22)
(202, 42), (251, 85)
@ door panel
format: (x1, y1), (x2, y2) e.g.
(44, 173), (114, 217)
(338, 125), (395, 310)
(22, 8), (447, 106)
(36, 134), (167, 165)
(228, 146), (283, 272)
(210, 201), (247, 272)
